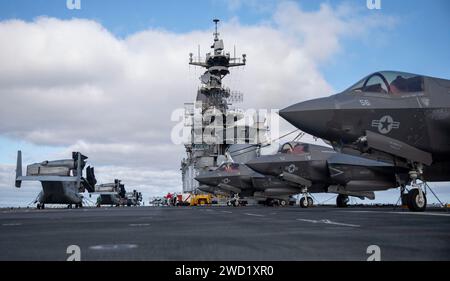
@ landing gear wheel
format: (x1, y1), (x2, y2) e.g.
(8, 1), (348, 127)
(407, 189), (427, 212)
(37, 203), (41, 210)
(336, 194), (349, 208)
(266, 199), (276, 207)
(307, 197), (313, 207)
(300, 197), (309, 208)
(233, 200), (240, 207)
(401, 193), (409, 206)
(279, 200), (287, 207)
(41, 204), (45, 209)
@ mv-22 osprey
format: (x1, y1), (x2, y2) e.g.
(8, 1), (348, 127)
(280, 71), (450, 211)
(15, 151), (97, 209)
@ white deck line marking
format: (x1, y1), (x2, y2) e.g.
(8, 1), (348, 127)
(2, 223), (22, 226)
(129, 223), (150, 227)
(89, 244), (138, 251)
(296, 219), (318, 223)
(244, 213), (265, 217)
(221, 210), (232, 214)
(296, 218), (360, 228)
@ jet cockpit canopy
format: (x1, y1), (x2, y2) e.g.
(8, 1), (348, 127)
(218, 162), (240, 172)
(346, 71), (424, 95)
(278, 142), (310, 155)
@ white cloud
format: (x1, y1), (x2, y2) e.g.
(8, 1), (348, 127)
(220, 0), (276, 13)
(0, 1), (401, 204)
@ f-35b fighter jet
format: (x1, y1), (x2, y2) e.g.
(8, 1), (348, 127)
(280, 71), (450, 211)
(196, 162), (299, 207)
(246, 142), (408, 208)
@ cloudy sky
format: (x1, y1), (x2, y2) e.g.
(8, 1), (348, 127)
(0, 0), (449, 207)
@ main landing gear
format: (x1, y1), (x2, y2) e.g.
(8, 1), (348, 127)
(37, 203), (45, 209)
(67, 203), (83, 209)
(299, 189), (314, 208)
(264, 198), (288, 207)
(228, 194), (244, 207)
(336, 194), (349, 208)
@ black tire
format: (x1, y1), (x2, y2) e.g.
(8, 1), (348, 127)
(41, 204), (45, 209)
(300, 197), (308, 208)
(336, 194), (349, 208)
(401, 193), (409, 206)
(280, 200), (287, 207)
(407, 189), (427, 212)
(37, 203), (41, 210)
(307, 197), (314, 207)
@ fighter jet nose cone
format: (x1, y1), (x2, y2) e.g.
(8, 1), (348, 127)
(195, 175), (210, 185)
(279, 103), (302, 126)
(279, 97), (336, 138)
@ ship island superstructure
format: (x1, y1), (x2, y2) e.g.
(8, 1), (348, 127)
(181, 19), (268, 193)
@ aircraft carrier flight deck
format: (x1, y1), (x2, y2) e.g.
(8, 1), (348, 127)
(1, 206), (449, 261)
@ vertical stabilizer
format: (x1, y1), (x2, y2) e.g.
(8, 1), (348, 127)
(15, 150), (22, 188)
(76, 152), (81, 190)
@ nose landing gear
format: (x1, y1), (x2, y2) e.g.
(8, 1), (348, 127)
(299, 189), (314, 208)
(227, 194), (242, 207)
(403, 164), (427, 212)
(407, 188), (427, 212)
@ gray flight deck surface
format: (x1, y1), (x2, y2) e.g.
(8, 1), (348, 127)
(0, 206), (449, 261)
